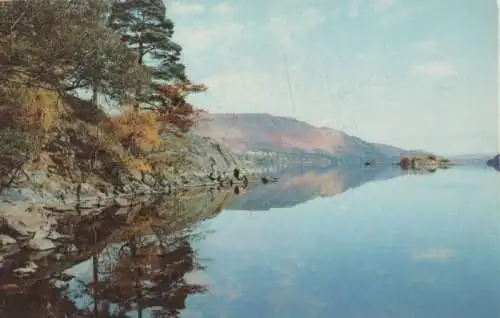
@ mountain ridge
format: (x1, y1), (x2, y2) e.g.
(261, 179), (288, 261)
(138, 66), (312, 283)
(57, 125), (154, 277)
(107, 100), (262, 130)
(193, 112), (428, 162)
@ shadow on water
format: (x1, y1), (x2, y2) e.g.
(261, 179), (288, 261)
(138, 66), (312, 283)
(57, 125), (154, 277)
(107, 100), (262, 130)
(0, 189), (237, 317)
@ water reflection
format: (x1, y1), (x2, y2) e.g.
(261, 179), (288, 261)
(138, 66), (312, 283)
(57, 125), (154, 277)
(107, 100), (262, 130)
(1, 167), (498, 318)
(230, 165), (407, 210)
(0, 190), (236, 317)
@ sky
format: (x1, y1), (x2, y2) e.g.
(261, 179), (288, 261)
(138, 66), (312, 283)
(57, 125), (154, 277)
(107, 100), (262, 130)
(166, 0), (499, 155)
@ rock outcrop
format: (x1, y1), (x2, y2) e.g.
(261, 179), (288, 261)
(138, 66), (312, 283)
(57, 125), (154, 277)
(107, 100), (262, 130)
(0, 129), (262, 206)
(486, 155), (500, 171)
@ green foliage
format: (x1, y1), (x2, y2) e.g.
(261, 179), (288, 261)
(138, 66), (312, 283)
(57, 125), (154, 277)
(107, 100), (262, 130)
(0, 0), (206, 189)
(109, 0), (187, 103)
(0, 0), (150, 103)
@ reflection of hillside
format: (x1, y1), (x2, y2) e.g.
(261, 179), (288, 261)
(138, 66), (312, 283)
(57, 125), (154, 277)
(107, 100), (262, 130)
(228, 166), (405, 210)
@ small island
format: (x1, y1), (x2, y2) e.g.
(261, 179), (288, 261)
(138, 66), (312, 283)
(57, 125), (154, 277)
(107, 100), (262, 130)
(399, 155), (452, 171)
(486, 154), (500, 171)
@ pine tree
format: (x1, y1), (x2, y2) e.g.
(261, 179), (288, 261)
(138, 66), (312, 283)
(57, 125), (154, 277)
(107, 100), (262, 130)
(108, 0), (187, 105)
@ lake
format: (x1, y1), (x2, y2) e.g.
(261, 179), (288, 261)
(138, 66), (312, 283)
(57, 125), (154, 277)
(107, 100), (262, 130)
(1, 165), (499, 318)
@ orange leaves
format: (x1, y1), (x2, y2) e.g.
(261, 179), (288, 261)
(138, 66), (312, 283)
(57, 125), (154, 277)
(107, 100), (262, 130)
(0, 84), (63, 135)
(123, 157), (152, 174)
(156, 82), (208, 101)
(155, 81), (207, 133)
(109, 106), (160, 153)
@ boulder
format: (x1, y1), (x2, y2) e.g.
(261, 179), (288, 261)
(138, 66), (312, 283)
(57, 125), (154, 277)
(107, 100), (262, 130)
(0, 234), (16, 245)
(28, 232), (58, 251)
(0, 203), (56, 239)
(46, 231), (71, 241)
(14, 261), (38, 277)
(114, 207), (129, 217)
(136, 184), (152, 195)
(114, 197), (129, 207)
(142, 173), (157, 188)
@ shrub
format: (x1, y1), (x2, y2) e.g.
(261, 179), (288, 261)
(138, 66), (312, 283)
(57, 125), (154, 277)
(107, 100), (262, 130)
(109, 106), (161, 155)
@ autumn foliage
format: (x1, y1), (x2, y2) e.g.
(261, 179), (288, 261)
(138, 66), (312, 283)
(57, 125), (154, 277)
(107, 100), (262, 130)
(0, 0), (210, 189)
(155, 82), (207, 133)
(109, 106), (160, 153)
(0, 84), (64, 188)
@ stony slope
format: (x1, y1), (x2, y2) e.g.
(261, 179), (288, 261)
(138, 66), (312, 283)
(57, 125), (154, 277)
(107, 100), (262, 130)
(0, 98), (258, 206)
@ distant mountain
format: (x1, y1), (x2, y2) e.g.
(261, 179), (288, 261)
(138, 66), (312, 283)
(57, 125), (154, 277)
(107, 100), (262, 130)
(193, 113), (421, 163)
(449, 153), (497, 165)
(371, 142), (433, 159)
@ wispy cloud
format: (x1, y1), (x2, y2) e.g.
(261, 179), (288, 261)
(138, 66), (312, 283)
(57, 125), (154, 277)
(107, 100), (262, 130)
(170, 1), (205, 16)
(411, 61), (458, 78)
(211, 3), (236, 15)
(175, 21), (244, 53)
(269, 6), (326, 48)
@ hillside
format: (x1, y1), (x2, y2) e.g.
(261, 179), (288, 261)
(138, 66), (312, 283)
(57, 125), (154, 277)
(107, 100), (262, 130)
(371, 143), (432, 159)
(193, 113), (419, 164)
(0, 95), (257, 205)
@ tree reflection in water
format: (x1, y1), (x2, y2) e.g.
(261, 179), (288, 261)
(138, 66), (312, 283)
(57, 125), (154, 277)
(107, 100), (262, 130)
(0, 191), (231, 317)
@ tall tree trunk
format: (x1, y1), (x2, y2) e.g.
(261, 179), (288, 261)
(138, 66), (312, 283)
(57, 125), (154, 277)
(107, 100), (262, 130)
(91, 85), (98, 106)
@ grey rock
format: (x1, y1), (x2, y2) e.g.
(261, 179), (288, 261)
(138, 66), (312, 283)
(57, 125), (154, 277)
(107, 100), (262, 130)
(142, 173), (157, 187)
(114, 197), (129, 207)
(47, 231), (71, 241)
(0, 234), (16, 245)
(159, 178), (170, 187)
(0, 203), (56, 239)
(118, 172), (130, 186)
(114, 207), (129, 217)
(28, 234), (58, 251)
(78, 183), (98, 196)
(30, 171), (48, 187)
(14, 261), (38, 277)
(136, 184), (152, 195)
(122, 184), (133, 193)
(77, 200), (95, 209)
(0, 188), (42, 203)
(97, 192), (107, 200)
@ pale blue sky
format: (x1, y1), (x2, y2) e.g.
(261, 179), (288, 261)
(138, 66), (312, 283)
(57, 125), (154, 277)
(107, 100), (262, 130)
(167, 0), (498, 155)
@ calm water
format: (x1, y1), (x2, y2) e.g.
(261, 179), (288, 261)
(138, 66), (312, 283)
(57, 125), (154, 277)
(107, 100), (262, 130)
(1, 166), (499, 318)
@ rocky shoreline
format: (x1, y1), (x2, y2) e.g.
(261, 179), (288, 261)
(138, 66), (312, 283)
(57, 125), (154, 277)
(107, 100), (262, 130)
(0, 126), (282, 274)
(0, 167), (277, 268)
